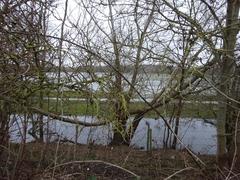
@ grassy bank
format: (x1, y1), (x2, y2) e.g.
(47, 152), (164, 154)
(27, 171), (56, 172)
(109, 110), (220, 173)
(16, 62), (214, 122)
(32, 97), (218, 119)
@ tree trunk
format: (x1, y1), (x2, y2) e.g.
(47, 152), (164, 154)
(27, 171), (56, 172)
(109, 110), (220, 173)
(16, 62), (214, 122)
(39, 91), (44, 142)
(217, 0), (240, 166)
(227, 66), (240, 169)
(172, 99), (182, 149)
(126, 112), (145, 143)
(0, 102), (10, 157)
(111, 131), (127, 145)
(110, 101), (129, 145)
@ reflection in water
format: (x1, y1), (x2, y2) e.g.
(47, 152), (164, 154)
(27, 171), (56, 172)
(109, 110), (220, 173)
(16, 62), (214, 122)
(9, 115), (216, 155)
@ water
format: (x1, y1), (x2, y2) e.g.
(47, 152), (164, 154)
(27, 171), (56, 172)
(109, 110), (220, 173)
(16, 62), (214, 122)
(9, 115), (217, 155)
(131, 118), (216, 154)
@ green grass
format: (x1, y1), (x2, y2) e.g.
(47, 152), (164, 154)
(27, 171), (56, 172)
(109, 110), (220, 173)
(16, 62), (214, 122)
(40, 100), (99, 116)
(37, 90), (106, 99)
(129, 101), (217, 119)
(32, 98), (218, 119)
(37, 89), (218, 101)
(133, 101), (216, 119)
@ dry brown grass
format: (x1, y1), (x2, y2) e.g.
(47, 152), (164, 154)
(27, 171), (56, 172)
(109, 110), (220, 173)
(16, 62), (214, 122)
(0, 142), (217, 180)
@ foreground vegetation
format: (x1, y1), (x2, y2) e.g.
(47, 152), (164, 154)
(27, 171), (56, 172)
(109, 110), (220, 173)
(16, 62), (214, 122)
(0, 143), (220, 180)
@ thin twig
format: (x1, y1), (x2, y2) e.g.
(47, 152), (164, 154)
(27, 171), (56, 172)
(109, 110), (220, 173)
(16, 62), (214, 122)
(164, 167), (194, 180)
(51, 137), (61, 180)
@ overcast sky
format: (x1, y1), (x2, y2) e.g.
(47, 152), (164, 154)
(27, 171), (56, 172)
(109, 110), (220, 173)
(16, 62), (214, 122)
(48, 0), (240, 67)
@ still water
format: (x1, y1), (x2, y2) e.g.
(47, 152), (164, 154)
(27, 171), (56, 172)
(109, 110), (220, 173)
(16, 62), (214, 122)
(9, 115), (217, 155)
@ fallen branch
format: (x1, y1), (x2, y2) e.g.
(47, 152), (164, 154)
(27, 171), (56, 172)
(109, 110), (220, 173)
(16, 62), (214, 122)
(30, 107), (107, 127)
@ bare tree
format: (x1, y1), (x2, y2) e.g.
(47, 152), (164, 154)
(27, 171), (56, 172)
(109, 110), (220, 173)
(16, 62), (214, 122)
(0, 0), (56, 147)
(55, 0), (220, 147)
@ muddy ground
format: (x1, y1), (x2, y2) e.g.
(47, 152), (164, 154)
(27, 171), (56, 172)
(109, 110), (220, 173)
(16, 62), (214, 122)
(0, 142), (231, 179)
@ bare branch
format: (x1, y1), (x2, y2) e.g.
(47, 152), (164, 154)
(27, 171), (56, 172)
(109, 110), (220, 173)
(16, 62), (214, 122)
(30, 107), (107, 127)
